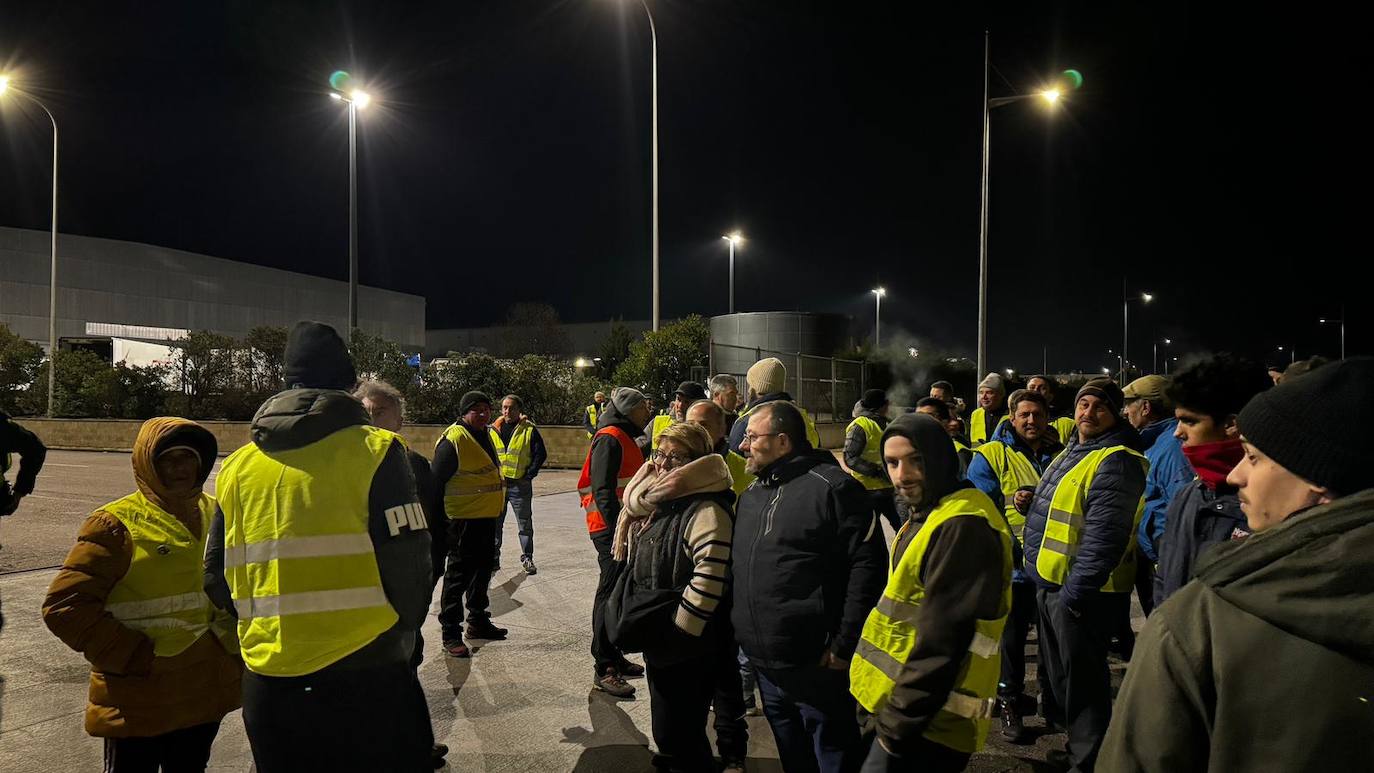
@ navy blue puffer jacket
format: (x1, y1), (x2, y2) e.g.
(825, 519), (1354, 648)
(1022, 421), (1147, 610)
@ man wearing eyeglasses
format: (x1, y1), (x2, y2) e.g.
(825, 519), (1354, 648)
(731, 401), (887, 773)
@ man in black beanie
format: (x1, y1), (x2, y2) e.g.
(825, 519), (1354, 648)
(204, 321), (434, 771)
(1102, 357), (1374, 772)
(432, 390), (507, 658)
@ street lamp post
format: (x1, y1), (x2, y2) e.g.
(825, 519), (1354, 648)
(329, 78), (371, 334)
(722, 232), (743, 313)
(872, 287), (886, 348)
(1122, 282), (1154, 382)
(976, 33), (1079, 378)
(623, 0), (660, 331)
(1153, 338), (1171, 375)
(0, 76), (60, 417)
(1319, 306), (1346, 359)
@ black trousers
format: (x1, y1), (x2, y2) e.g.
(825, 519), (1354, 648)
(647, 653), (719, 772)
(103, 722), (221, 773)
(590, 530), (625, 674)
(439, 517), (496, 640)
(859, 735), (970, 773)
(709, 622), (749, 762)
(998, 580), (1039, 697)
(867, 489), (901, 533)
(1036, 589), (1127, 773)
(242, 664), (432, 773)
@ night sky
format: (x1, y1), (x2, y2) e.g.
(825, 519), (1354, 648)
(0, 2), (1364, 374)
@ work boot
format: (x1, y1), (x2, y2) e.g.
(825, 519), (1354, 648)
(615, 658), (645, 679)
(522, 556), (538, 575)
(998, 696), (1031, 744)
(466, 620), (508, 641)
(721, 758), (746, 773)
(593, 668), (636, 699)
(442, 639), (471, 659)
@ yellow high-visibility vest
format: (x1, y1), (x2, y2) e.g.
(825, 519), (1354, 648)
(648, 414), (675, 452)
(851, 487), (1013, 754)
(736, 401), (821, 448)
(971, 440), (1043, 539)
(218, 425), (402, 676)
(724, 449), (755, 497)
(102, 491), (231, 657)
(1034, 446), (1148, 592)
(585, 404), (601, 439)
(968, 408), (1008, 447)
(489, 419), (535, 480)
(439, 424), (505, 519)
(845, 415), (891, 491)
(1051, 416), (1076, 446)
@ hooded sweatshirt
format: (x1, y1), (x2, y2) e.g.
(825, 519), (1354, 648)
(1100, 489), (1374, 772)
(858, 414), (1009, 755)
(203, 389), (433, 673)
(43, 418), (242, 738)
(585, 397), (648, 537)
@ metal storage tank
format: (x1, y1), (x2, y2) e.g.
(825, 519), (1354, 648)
(708, 312), (860, 422)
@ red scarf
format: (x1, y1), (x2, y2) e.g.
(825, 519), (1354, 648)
(1182, 438), (1244, 490)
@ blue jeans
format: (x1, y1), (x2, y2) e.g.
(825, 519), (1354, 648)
(756, 664), (866, 773)
(495, 477), (534, 559)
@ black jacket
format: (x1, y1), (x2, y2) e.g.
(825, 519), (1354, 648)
(495, 418), (547, 480)
(430, 419), (501, 520)
(407, 448), (447, 582)
(731, 449), (888, 669)
(203, 389), (433, 672)
(1, 410), (47, 504)
(587, 400), (646, 537)
(1152, 479), (1248, 607)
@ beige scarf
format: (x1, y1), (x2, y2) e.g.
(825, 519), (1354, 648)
(612, 454), (731, 561)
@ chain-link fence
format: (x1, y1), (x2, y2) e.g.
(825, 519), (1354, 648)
(693, 341), (866, 423)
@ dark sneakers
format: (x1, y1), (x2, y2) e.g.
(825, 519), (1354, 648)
(521, 556), (537, 575)
(998, 696), (1031, 744)
(466, 621), (508, 641)
(593, 668), (636, 699)
(431, 743), (449, 769)
(442, 639), (471, 658)
(614, 658), (645, 679)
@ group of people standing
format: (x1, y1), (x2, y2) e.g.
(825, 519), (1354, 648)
(8, 324), (1373, 772)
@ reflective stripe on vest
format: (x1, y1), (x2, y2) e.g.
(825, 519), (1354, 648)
(845, 415), (890, 491)
(850, 487), (1013, 755)
(102, 491), (222, 658)
(1034, 446), (1148, 592)
(489, 420), (535, 480)
(440, 424), (505, 519)
(736, 401), (822, 448)
(217, 424), (400, 677)
(577, 425), (645, 534)
(648, 415), (674, 452)
(972, 440), (1042, 539)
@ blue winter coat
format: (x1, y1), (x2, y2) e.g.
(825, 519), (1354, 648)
(1137, 418), (1194, 563)
(1022, 421), (1147, 611)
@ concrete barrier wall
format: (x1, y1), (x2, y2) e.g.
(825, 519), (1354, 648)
(14, 418), (847, 468)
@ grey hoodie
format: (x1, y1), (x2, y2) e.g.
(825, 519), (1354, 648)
(1101, 488), (1374, 772)
(204, 388), (433, 672)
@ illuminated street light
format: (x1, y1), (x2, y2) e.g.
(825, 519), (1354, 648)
(872, 287), (886, 348)
(328, 72), (376, 333)
(1122, 285), (1155, 382)
(976, 43), (1082, 378)
(721, 232), (744, 313)
(0, 74), (60, 416)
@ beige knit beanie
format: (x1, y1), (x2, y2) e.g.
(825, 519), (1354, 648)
(747, 357), (787, 395)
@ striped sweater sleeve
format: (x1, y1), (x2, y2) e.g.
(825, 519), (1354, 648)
(674, 502), (733, 636)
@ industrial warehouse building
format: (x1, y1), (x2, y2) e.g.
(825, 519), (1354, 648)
(0, 226), (425, 353)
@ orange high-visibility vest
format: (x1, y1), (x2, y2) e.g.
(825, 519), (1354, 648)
(576, 426), (645, 535)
